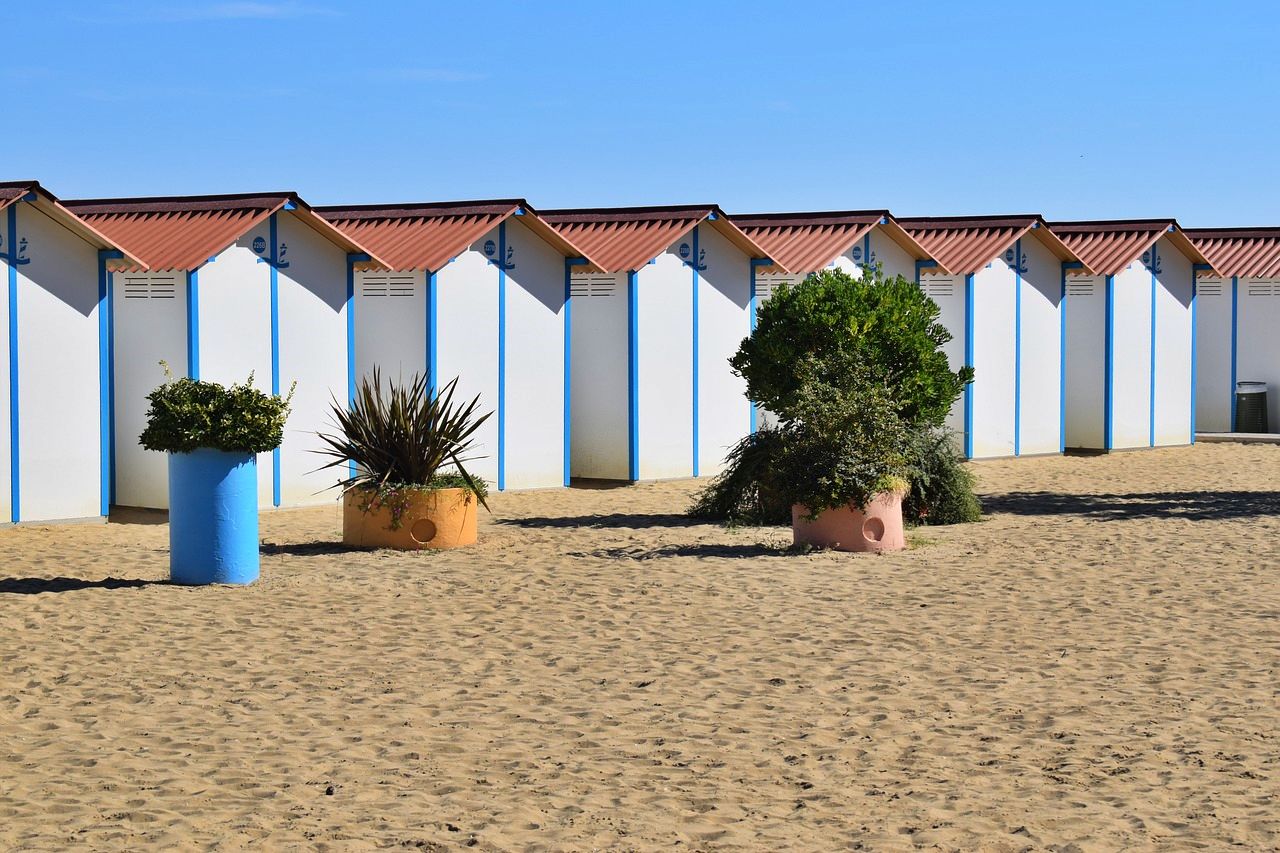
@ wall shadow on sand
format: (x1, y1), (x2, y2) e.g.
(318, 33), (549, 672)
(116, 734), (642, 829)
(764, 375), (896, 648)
(981, 490), (1280, 522)
(0, 576), (163, 595)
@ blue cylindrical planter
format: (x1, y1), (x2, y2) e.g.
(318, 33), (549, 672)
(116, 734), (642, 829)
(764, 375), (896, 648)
(168, 449), (259, 585)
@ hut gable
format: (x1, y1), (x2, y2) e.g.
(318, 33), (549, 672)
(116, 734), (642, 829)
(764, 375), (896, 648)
(316, 200), (600, 273)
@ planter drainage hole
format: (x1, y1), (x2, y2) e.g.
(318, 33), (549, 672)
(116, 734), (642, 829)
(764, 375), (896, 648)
(410, 518), (438, 545)
(862, 517), (886, 542)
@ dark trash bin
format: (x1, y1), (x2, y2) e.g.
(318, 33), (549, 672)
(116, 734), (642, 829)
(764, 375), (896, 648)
(1234, 381), (1269, 433)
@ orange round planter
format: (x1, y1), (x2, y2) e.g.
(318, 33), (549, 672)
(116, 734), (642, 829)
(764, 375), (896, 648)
(343, 486), (479, 550)
(792, 490), (906, 553)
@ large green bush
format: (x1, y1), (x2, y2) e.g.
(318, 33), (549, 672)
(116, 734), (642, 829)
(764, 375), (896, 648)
(732, 266), (972, 429)
(691, 266), (980, 526)
(140, 366), (293, 454)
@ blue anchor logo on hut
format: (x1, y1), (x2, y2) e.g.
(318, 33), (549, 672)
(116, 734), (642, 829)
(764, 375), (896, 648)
(0, 232), (31, 266)
(1141, 249), (1162, 274)
(678, 241), (707, 270)
(1004, 246), (1028, 274)
(484, 238), (516, 269)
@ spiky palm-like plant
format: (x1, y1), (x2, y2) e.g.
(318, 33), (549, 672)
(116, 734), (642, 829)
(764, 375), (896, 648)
(315, 370), (492, 509)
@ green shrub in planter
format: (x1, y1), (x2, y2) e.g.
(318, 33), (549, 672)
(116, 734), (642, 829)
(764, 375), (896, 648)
(139, 364), (294, 454)
(691, 267), (981, 527)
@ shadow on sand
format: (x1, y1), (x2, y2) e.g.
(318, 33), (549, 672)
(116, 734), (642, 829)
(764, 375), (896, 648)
(0, 576), (164, 595)
(498, 513), (703, 531)
(259, 540), (361, 557)
(981, 490), (1280, 522)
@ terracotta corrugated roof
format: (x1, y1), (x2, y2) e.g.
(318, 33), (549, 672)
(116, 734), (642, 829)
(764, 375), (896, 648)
(0, 180), (146, 268)
(733, 210), (931, 274)
(1185, 228), (1280, 278)
(315, 199), (603, 272)
(541, 205), (775, 274)
(898, 215), (1087, 276)
(1049, 219), (1215, 276)
(63, 192), (385, 272)
(0, 181), (36, 208)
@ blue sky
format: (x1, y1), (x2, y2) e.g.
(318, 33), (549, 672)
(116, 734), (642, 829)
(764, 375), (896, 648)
(4, 1), (1278, 223)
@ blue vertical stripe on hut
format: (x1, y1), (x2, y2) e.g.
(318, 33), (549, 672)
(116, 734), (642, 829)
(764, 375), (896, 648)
(1148, 244), (1158, 447)
(963, 272), (974, 459)
(98, 250), (123, 516)
(748, 258), (771, 434)
(1104, 274), (1116, 449)
(269, 213), (281, 507)
(344, 253), (369, 480)
(185, 270), (200, 379)
(627, 270), (639, 481)
(6, 206), (18, 522)
(1013, 239), (1022, 457)
(426, 270), (438, 399)
(863, 233), (872, 272)
(1230, 275), (1238, 430)
(497, 222), (507, 491)
(691, 225), (700, 478)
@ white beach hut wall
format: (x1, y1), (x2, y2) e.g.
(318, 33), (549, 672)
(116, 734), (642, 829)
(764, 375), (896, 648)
(64, 192), (386, 510)
(897, 216), (1089, 459)
(1051, 220), (1214, 451)
(1185, 229), (1280, 434)
(317, 200), (602, 491)
(540, 206), (773, 482)
(0, 181), (143, 524)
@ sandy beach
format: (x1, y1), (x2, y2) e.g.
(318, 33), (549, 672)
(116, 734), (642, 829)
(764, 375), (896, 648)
(1, 442), (1277, 850)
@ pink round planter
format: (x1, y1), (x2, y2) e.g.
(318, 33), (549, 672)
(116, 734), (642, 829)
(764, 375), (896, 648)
(792, 490), (906, 553)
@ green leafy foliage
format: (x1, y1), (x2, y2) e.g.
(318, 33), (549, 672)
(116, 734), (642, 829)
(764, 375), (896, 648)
(902, 428), (982, 525)
(314, 370), (492, 508)
(732, 266), (973, 429)
(688, 427), (790, 524)
(770, 367), (911, 518)
(691, 266), (981, 526)
(139, 363), (293, 454)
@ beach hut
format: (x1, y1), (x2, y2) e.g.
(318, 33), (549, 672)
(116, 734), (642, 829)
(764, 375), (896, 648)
(1050, 220), (1215, 451)
(63, 192), (386, 510)
(1184, 228), (1280, 433)
(315, 200), (603, 491)
(539, 205), (774, 481)
(0, 181), (143, 524)
(896, 215), (1089, 459)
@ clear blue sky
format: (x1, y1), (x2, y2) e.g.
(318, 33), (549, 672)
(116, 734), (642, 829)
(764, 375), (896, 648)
(5, 1), (1278, 224)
